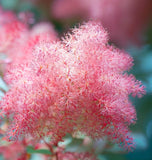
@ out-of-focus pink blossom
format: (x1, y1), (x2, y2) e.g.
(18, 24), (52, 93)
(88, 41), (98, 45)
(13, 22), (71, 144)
(5, 21), (58, 66)
(0, 6), (57, 56)
(33, 144), (97, 160)
(0, 7), (58, 84)
(30, 22), (58, 41)
(4, 22), (58, 85)
(18, 12), (35, 25)
(0, 141), (26, 160)
(57, 147), (97, 160)
(0, 21), (145, 150)
(0, 7), (28, 53)
(52, 0), (88, 19)
(52, 0), (152, 47)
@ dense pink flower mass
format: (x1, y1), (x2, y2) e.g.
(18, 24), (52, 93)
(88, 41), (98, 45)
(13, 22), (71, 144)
(52, 0), (152, 47)
(0, 21), (145, 150)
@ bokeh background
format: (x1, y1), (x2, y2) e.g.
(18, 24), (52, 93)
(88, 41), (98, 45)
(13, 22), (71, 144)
(0, 0), (152, 160)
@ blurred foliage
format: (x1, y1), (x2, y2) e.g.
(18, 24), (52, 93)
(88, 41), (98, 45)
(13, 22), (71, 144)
(27, 146), (52, 155)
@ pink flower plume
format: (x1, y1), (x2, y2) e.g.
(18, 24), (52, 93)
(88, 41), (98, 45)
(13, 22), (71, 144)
(0, 21), (145, 150)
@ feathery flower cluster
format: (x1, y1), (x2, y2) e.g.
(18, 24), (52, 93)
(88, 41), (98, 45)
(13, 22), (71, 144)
(52, 0), (152, 47)
(0, 21), (145, 150)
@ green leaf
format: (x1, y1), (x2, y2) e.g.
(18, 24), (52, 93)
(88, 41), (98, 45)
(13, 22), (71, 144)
(26, 146), (52, 155)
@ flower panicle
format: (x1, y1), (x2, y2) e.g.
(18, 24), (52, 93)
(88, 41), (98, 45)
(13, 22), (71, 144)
(0, 21), (145, 150)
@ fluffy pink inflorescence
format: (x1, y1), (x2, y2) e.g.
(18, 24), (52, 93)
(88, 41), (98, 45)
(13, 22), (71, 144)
(52, 0), (152, 47)
(0, 21), (145, 150)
